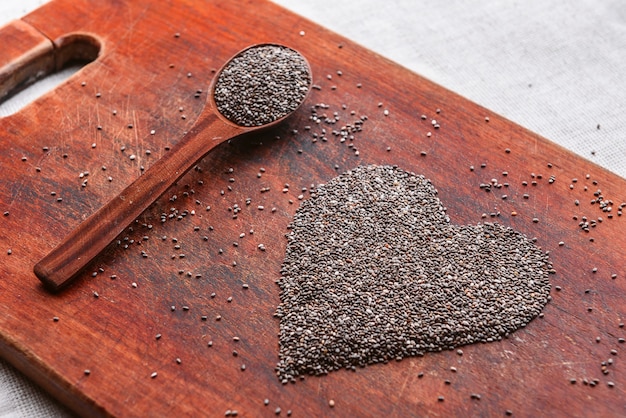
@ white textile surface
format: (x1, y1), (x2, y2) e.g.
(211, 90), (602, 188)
(1, 0), (625, 416)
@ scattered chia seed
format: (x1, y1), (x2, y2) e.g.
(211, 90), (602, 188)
(213, 45), (311, 127)
(275, 165), (551, 381)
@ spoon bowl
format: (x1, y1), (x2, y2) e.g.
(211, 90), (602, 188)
(34, 43), (312, 291)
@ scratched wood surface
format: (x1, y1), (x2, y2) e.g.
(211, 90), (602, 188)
(0, 0), (625, 416)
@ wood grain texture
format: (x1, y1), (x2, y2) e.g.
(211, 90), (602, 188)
(1, 0), (625, 417)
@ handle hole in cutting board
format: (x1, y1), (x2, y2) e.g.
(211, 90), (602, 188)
(0, 33), (100, 117)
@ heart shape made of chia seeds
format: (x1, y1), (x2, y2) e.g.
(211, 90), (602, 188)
(275, 165), (551, 382)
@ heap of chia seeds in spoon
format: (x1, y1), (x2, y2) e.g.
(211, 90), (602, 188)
(213, 45), (311, 127)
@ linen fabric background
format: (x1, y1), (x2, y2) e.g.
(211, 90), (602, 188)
(1, 0), (624, 416)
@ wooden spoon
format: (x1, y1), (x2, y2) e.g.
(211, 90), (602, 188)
(34, 44), (312, 291)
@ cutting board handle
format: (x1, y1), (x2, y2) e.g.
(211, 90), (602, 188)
(0, 20), (55, 103)
(0, 19), (100, 104)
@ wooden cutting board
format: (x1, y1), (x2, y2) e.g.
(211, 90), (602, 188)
(1, 0), (625, 416)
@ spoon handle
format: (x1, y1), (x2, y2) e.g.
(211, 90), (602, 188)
(34, 112), (243, 291)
